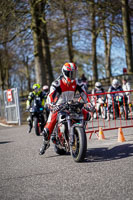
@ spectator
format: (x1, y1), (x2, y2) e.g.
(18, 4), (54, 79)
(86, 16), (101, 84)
(81, 73), (88, 91)
(107, 79), (123, 121)
(122, 78), (131, 104)
(81, 73), (87, 82)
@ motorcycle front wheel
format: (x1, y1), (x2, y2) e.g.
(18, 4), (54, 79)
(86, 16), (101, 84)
(71, 126), (87, 162)
(121, 104), (128, 120)
(34, 117), (41, 136)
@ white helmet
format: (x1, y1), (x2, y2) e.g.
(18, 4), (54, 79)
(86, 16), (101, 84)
(112, 79), (119, 89)
(62, 62), (77, 84)
(95, 82), (102, 90)
(43, 85), (49, 93)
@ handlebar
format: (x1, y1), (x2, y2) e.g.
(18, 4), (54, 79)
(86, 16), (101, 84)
(49, 101), (85, 112)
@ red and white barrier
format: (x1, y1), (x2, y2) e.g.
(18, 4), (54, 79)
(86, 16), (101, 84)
(85, 90), (133, 139)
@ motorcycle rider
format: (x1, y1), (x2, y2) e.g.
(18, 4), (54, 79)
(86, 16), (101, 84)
(39, 62), (94, 155)
(108, 79), (123, 98)
(122, 78), (131, 104)
(80, 73), (88, 91)
(26, 83), (45, 133)
(91, 82), (105, 118)
(42, 85), (49, 96)
(107, 79), (123, 120)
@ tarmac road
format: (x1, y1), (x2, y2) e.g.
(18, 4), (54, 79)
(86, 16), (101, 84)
(0, 123), (133, 200)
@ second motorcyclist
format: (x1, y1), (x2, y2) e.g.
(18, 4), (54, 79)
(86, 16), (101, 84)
(26, 84), (45, 133)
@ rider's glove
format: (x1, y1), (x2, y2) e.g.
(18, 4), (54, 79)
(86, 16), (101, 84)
(26, 106), (30, 111)
(52, 104), (61, 112)
(47, 103), (56, 111)
(85, 103), (95, 113)
(89, 105), (96, 113)
(44, 104), (47, 109)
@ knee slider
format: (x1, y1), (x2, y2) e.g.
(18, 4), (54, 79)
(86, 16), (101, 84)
(43, 128), (49, 140)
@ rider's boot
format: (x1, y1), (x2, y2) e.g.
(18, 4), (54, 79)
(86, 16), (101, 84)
(39, 128), (50, 155)
(27, 117), (32, 133)
(28, 126), (32, 133)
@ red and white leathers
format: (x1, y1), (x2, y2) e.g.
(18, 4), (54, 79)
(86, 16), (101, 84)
(45, 75), (90, 140)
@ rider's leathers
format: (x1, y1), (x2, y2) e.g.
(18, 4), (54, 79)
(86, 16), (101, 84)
(26, 91), (45, 131)
(107, 85), (124, 115)
(91, 88), (105, 113)
(26, 91), (45, 109)
(45, 75), (90, 140)
(108, 85), (123, 101)
(122, 82), (131, 104)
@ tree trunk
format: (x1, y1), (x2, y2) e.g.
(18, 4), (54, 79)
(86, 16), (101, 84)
(0, 54), (3, 90)
(121, 0), (133, 73)
(30, 0), (54, 86)
(24, 56), (31, 92)
(30, 0), (47, 86)
(62, 0), (74, 62)
(41, 5), (54, 85)
(0, 45), (10, 90)
(91, 1), (98, 82)
(103, 21), (112, 80)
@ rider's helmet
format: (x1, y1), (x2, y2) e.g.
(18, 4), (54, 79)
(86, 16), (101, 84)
(95, 82), (102, 90)
(32, 83), (41, 94)
(112, 79), (119, 89)
(43, 85), (49, 94)
(62, 62), (78, 84)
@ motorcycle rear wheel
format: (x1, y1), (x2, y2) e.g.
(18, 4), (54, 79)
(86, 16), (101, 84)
(71, 127), (87, 162)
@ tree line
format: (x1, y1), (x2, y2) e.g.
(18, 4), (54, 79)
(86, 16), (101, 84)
(0, 0), (133, 94)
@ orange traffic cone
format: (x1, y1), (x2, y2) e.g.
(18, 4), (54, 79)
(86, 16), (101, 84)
(98, 127), (105, 140)
(118, 128), (126, 142)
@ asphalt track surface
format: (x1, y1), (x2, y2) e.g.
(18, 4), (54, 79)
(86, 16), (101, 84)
(0, 123), (133, 200)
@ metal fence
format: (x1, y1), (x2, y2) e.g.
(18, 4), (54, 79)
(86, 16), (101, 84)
(0, 90), (5, 118)
(3, 88), (21, 125)
(85, 90), (133, 139)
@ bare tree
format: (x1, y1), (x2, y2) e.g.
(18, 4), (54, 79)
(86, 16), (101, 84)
(121, 0), (133, 73)
(1, 0), (133, 91)
(62, 0), (74, 62)
(29, 0), (54, 86)
(90, 0), (98, 82)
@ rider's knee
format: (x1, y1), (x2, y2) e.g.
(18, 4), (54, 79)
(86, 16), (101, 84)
(43, 128), (49, 140)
